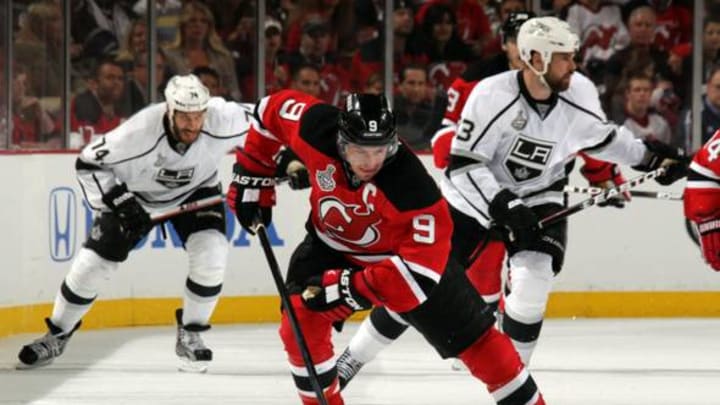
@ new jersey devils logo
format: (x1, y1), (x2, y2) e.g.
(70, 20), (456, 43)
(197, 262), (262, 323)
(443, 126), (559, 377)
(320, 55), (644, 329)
(318, 196), (381, 246)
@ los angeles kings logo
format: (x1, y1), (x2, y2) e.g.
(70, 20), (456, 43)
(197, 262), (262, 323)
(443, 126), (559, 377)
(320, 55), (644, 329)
(504, 135), (554, 183)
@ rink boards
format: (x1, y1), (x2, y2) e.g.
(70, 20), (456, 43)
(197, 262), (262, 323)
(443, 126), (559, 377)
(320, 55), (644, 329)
(1, 152), (718, 337)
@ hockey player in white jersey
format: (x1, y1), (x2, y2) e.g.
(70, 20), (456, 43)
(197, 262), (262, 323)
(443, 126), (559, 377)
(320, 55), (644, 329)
(16, 74), (286, 372)
(336, 16), (688, 387)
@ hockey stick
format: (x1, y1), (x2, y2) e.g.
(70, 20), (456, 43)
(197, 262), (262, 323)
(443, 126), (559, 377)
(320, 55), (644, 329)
(148, 177), (296, 223)
(150, 195), (225, 222)
(563, 186), (683, 201)
(255, 223), (329, 405)
(540, 167), (667, 228)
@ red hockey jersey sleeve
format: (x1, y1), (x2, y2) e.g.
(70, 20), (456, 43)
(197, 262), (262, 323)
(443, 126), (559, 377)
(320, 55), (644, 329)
(685, 129), (720, 221)
(361, 197), (453, 314)
(236, 90), (323, 175)
(431, 77), (477, 169)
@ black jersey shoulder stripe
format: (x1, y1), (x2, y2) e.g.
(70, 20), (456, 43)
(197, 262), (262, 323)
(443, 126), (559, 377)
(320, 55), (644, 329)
(558, 95), (605, 122)
(78, 177), (102, 210)
(470, 94), (521, 151)
(455, 175), (492, 221)
(75, 157), (103, 171)
(582, 129), (616, 152)
(688, 169), (720, 184)
(446, 154), (484, 173)
(374, 147), (443, 212)
(298, 103), (343, 158)
(523, 177), (568, 199)
(200, 129), (249, 139)
(103, 133), (167, 166)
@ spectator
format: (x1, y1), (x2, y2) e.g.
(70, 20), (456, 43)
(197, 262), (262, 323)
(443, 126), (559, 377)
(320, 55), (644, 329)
(14, 0), (64, 97)
(603, 5), (677, 118)
(283, 0), (355, 54)
(132, 0), (182, 46)
(394, 64), (444, 152)
(680, 65), (720, 151)
(10, 65), (58, 149)
(121, 50), (168, 115)
(288, 63), (321, 98)
(481, 0), (527, 58)
(237, 17), (288, 101)
(164, 1), (240, 100)
(350, 1), (428, 93)
(416, 0), (493, 57)
(192, 65), (227, 98)
(362, 72), (383, 95)
(565, 0), (629, 86)
(647, 0), (691, 53)
(70, 58), (128, 148)
(619, 71), (673, 145)
(285, 19), (349, 106)
(418, 3), (473, 92)
(70, 0), (132, 67)
(116, 18), (147, 71)
(703, 16), (720, 81)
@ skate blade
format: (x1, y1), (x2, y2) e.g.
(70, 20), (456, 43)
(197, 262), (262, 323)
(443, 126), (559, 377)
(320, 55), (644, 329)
(177, 357), (209, 373)
(450, 359), (468, 372)
(15, 358), (53, 370)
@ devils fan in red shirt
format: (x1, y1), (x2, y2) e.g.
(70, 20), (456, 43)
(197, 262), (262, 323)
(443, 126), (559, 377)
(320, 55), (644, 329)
(227, 91), (545, 404)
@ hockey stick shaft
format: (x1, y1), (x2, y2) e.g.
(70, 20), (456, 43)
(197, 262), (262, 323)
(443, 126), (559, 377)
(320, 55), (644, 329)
(255, 224), (329, 405)
(148, 177), (294, 223)
(540, 167), (667, 227)
(563, 186), (683, 200)
(150, 195), (225, 222)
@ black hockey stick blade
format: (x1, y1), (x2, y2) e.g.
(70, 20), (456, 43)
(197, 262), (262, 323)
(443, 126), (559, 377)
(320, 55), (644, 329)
(255, 224), (329, 405)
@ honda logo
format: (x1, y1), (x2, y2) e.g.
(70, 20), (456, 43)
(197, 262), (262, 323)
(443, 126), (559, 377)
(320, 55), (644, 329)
(49, 187), (76, 262)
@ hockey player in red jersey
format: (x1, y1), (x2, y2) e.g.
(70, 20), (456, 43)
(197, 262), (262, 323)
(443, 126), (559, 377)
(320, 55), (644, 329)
(685, 129), (720, 271)
(228, 90), (545, 404)
(334, 13), (633, 383)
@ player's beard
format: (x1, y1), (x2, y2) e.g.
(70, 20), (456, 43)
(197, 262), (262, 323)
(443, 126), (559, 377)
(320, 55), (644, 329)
(543, 71), (573, 92)
(172, 124), (201, 145)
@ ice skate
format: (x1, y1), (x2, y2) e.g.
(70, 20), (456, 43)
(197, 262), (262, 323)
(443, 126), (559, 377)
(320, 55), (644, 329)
(175, 309), (212, 373)
(336, 348), (365, 390)
(17, 318), (80, 369)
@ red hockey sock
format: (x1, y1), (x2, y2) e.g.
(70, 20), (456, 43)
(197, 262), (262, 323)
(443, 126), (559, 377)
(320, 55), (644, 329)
(466, 240), (505, 303)
(458, 328), (543, 404)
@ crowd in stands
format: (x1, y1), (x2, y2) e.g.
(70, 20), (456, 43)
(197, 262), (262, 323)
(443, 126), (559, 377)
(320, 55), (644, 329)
(1, 0), (717, 155)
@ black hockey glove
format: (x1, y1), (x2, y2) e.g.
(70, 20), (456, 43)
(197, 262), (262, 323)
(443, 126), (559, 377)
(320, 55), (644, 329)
(489, 189), (541, 251)
(301, 269), (376, 323)
(632, 139), (689, 186)
(276, 148), (310, 190)
(227, 163), (276, 235)
(102, 184), (153, 243)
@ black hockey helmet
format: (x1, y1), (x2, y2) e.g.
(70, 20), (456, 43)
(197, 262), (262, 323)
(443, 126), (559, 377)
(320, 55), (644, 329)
(501, 11), (536, 44)
(338, 93), (398, 155)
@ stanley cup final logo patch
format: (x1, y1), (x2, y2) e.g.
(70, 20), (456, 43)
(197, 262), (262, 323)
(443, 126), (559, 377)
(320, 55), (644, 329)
(316, 164), (337, 192)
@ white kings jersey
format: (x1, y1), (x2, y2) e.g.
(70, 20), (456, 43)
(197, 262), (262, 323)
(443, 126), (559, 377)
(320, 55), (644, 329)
(76, 98), (252, 213)
(444, 70), (647, 227)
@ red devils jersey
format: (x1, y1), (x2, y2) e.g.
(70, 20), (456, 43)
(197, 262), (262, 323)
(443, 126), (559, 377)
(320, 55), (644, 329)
(239, 90), (453, 313)
(685, 129), (720, 222)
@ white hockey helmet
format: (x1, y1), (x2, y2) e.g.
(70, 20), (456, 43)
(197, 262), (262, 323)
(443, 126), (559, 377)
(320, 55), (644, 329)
(164, 74), (210, 121)
(517, 16), (579, 76)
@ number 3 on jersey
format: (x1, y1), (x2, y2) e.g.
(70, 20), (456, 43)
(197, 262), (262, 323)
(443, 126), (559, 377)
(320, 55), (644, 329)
(456, 119), (475, 142)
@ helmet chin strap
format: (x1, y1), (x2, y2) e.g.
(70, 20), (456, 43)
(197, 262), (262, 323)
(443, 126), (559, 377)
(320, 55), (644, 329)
(525, 56), (551, 90)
